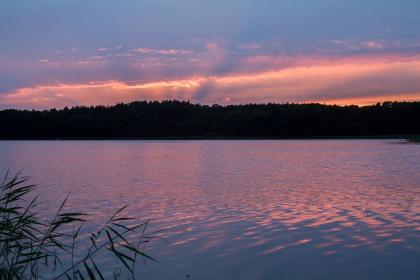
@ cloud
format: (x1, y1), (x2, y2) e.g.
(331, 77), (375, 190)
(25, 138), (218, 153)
(3, 37), (420, 94)
(135, 48), (193, 56)
(361, 41), (385, 50)
(327, 39), (420, 54)
(0, 80), (202, 109)
(205, 42), (220, 51)
(2, 54), (420, 109)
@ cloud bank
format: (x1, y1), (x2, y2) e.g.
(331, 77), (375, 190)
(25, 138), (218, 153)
(2, 52), (420, 109)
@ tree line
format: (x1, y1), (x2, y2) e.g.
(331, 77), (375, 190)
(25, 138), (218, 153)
(0, 100), (419, 138)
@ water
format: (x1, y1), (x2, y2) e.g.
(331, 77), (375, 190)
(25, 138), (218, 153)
(0, 140), (419, 279)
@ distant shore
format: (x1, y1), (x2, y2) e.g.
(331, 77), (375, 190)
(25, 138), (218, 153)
(407, 136), (420, 142)
(2, 101), (420, 140)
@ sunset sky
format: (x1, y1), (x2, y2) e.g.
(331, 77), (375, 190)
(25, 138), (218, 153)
(1, 0), (420, 109)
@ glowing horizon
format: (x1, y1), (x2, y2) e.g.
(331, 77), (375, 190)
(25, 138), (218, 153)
(2, 54), (420, 109)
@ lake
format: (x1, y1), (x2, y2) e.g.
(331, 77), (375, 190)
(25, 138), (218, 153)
(0, 140), (419, 279)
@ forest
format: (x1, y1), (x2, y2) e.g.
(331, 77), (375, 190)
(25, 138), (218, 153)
(0, 101), (419, 139)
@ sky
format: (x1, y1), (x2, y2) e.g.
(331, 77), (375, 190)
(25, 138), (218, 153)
(1, 0), (420, 109)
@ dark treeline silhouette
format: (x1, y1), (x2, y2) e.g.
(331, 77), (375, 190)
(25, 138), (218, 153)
(1, 100), (420, 139)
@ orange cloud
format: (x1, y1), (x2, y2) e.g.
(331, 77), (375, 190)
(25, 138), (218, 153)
(2, 55), (420, 109)
(1, 80), (203, 108)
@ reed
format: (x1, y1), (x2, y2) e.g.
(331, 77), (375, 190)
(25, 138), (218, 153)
(0, 170), (158, 279)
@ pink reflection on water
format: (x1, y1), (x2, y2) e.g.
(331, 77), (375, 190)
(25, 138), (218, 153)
(0, 140), (419, 278)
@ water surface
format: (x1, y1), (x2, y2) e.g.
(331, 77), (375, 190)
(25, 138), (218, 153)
(0, 140), (419, 279)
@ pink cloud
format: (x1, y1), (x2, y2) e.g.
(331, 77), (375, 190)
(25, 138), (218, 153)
(362, 41), (385, 50)
(135, 48), (192, 56)
(2, 54), (420, 109)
